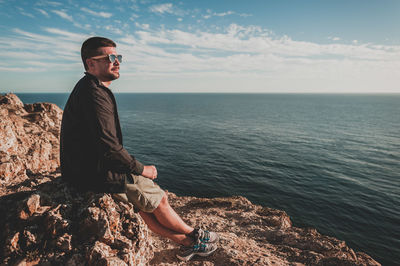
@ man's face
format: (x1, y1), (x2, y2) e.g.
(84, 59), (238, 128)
(87, 46), (120, 82)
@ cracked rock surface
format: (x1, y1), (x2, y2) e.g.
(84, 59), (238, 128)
(149, 193), (380, 265)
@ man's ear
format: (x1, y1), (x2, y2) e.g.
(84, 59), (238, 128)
(86, 58), (94, 70)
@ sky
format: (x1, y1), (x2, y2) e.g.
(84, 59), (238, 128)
(0, 0), (399, 93)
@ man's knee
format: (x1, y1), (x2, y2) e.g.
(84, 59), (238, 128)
(156, 193), (169, 209)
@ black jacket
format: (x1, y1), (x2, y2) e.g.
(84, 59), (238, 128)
(60, 73), (144, 192)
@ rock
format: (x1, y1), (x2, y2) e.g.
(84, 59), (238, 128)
(0, 93), (61, 188)
(149, 192), (381, 265)
(0, 179), (154, 265)
(22, 230), (37, 248)
(0, 93), (381, 265)
(0, 94), (154, 265)
(26, 194), (40, 216)
(56, 233), (72, 251)
(0, 93), (24, 109)
(257, 206), (292, 228)
(6, 232), (20, 255)
(44, 205), (69, 237)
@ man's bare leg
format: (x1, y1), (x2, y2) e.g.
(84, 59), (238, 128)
(151, 194), (194, 235)
(139, 211), (193, 246)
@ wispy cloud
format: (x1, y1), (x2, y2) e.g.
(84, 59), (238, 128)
(328, 36), (341, 41)
(37, 0), (63, 7)
(149, 3), (184, 16)
(130, 24), (400, 62)
(215, 11), (234, 17)
(0, 66), (45, 72)
(1, 4), (399, 93)
(104, 25), (123, 35)
(4, 23), (400, 82)
(52, 10), (73, 22)
(0, 27), (85, 74)
(113, 23), (400, 93)
(203, 10), (240, 19)
(81, 7), (112, 18)
(44, 27), (87, 40)
(17, 7), (35, 18)
(149, 3), (173, 14)
(35, 8), (50, 17)
(239, 13), (252, 17)
(135, 22), (150, 30)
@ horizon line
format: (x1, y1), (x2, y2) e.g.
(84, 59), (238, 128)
(4, 91), (400, 95)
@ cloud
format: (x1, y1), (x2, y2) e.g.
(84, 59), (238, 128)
(35, 8), (49, 17)
(7, 24), (400, 79)
(2, 19), (399, 92)
(0, 28), (85, 71)
(0, 66), (45, 72)
(328, 36), (341, 41)
(17, 7), (35, 18)
(129, 13), (139, 21)
(104, 25), (123, 35)
(72, 23), (91, 30)
(52, 10), (73, 22)
(37, 1), (62, 7)
(215, 11), (234, 17)
(239, 13), (252, 17)
(112, 23), (400, 93)
(150, 3), (173, 14)
(135, 22), (150, 30)
(149, 3), (183, 15)
(80, 7), (112, 18)
(203, 10), (236, 19)
(130, 23), (400, 63)
(2, 51), (44, 60)
(44, 27), (87, 40)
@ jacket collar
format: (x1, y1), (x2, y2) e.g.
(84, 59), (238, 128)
(84, 72), (116, 100)
(85, 72), (101, 85)
(84, 72), (111, 90)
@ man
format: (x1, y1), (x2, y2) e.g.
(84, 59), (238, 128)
(60, 37), (218, 261)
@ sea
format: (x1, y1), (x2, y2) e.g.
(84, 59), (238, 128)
(16, 93), (400, 265)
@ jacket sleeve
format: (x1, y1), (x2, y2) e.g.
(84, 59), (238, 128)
(82, 86), (144, 175)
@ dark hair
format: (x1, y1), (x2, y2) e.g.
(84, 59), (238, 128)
(81, 37), (116, 70)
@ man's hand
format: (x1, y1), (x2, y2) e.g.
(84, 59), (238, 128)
(142, 165), (158, 180)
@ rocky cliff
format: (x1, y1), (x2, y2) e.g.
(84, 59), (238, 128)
(0, 93), (380, 265)
(0, 93), (153, 265)
(0, 93), (61, 187)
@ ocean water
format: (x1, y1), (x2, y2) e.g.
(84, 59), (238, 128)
(17, 93), (400, 265)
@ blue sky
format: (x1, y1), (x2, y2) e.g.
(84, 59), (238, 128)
(0, 0), (399, 93)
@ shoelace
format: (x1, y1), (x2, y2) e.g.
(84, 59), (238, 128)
(193, 243), (207, 251)
(197, 229), (210, 242)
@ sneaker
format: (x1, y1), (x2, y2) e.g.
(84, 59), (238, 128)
(194, 228), (219, 243)
(176, 241), (218, 261)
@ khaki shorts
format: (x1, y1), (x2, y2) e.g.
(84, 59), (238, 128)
(113, 174), (165, 213)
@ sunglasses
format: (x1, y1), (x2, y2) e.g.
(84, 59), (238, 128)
(91, 54), (122, 63)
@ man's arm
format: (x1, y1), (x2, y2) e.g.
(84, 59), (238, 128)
(82, 86), (144, 175)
